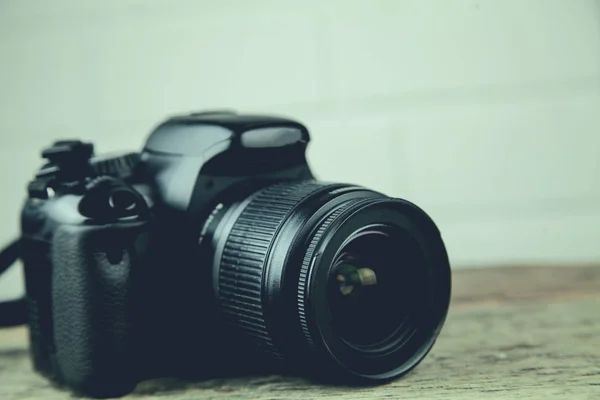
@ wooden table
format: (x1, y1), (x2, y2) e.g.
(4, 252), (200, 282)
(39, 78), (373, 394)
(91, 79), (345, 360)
(1, 266), (599, 399)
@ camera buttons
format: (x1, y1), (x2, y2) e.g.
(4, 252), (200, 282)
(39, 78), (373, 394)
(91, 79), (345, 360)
(27, 177), (56, 199)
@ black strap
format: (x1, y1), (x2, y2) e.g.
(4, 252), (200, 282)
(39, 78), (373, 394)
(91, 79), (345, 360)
(0, 239), (28, 327)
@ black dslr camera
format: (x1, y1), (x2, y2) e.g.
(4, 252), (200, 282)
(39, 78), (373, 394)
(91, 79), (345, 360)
(18, 111), (451, 397)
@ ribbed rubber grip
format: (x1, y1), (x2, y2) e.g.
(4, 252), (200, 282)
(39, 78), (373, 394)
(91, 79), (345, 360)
(218, 180), (327, 356)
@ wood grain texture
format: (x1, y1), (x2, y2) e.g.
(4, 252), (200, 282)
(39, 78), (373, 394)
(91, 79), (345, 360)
(451, 265), (600, 305)
(1, 265), (599, 400)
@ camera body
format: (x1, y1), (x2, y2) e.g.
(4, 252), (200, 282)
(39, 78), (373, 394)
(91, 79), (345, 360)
(21, 111), (315, 396)
(20, 111), (452, 398)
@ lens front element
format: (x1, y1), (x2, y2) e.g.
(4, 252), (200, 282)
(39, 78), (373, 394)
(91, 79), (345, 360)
(298, 197), (451, 380)
(327, 227), (423, 349)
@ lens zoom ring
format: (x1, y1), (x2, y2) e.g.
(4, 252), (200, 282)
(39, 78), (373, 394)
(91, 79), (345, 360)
(218, 180), (327, 356)
(297, 200), (357, 351)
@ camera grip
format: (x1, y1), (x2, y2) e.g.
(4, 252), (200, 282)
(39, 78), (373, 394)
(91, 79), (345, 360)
(51, 221), (148, 398)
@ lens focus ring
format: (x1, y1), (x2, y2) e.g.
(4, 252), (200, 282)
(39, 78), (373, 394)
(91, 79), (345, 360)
(218, 180), (328, 356)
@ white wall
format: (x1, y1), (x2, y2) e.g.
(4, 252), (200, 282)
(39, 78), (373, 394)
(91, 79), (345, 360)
(1, 0), (600, 300)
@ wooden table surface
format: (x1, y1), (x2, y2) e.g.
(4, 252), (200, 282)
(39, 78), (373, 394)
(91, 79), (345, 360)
(1, 265), (599, 399)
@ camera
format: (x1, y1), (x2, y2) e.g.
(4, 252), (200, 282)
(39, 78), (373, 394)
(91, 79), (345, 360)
(19, 110), (451, 397)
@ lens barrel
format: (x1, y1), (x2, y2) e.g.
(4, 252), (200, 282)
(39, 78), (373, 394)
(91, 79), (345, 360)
(213, 180), (451, 382)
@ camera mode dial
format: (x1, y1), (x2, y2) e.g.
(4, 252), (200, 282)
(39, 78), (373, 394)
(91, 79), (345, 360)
(41, 140), (94, 167)
(28, 140), (95, 199)
(90, 152), (140, 180)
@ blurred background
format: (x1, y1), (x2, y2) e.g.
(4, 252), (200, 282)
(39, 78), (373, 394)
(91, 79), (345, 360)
(1, 0), (599, 301)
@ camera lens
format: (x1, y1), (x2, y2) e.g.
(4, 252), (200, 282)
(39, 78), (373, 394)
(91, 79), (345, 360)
(327, 227), (422, 349)
(213, 180), (451, 383)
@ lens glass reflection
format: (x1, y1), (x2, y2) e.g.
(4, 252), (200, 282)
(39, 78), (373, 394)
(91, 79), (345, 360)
(327, 228), (417, 347)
